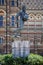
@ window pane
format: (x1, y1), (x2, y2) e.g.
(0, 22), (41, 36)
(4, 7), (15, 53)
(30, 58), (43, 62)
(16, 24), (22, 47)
(0, 16), (3, 27)
(12, 16), (15, 26)
(0, 16), (3, 20)
(0, 0), (4, 5)
(0, 21), (3, 26)
(0, 38), (3, 44)
(12, 16), (14, 20)
(2, 0), (4, 5)
(0, 0), (1, 5)
(0, 38), (1, 43)
(11, 0), (14, 6)
(12, 21), (14, 26)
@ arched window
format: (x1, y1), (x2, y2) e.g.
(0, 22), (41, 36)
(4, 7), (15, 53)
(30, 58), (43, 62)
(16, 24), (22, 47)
(0, 16), (3, 27)
(11, 0), (15, 6)
(0, 0), (4, 5)
(11, 16), (15, 26)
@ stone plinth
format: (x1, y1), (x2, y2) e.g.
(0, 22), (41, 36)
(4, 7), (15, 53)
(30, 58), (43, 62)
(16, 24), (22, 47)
(12, 40), (30, 57)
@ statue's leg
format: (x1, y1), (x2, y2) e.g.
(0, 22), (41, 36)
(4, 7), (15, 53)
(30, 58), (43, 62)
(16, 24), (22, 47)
(14, 19), (24, 37)
(19, 19), (24, 30)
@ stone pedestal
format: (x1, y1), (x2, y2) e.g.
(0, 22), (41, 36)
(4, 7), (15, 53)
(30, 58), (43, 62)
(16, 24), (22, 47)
(12, 41), (30, 57)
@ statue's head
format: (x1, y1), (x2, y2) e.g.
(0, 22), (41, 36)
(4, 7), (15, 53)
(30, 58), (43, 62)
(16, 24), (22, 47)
(22, 4), (26, 12)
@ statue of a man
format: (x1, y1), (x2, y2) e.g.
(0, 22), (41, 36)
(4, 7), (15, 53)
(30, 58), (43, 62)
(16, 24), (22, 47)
(16, 4), (28, 29)
(14, 4), (28, 37)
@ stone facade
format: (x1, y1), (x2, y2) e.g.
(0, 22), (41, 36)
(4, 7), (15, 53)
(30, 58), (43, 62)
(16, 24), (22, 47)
(0, 0), (43, 55)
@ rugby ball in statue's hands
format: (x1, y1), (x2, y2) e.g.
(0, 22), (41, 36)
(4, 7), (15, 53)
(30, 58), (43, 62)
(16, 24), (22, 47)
(22, 13), (28, 21)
